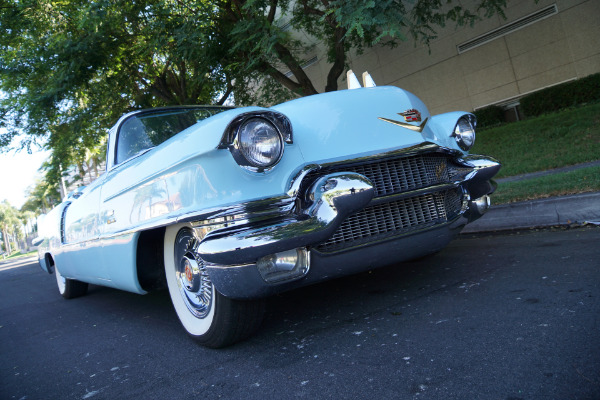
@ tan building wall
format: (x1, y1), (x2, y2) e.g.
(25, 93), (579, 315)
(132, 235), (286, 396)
(298, 0), (600, 115)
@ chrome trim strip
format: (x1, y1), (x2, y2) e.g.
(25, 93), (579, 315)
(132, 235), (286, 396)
(179, 196), (295, 227)
(94, 195), (295, 243)
(308, 142), (455, 170)
(368, 183), (460, 206)
(97, 147), (498, 254)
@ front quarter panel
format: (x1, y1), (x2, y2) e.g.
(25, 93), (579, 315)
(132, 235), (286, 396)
(100, 107), (306, 237)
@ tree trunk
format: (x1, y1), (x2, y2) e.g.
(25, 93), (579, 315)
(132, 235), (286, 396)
(2, 227), (11, 255)
(325, 27), (347, 92)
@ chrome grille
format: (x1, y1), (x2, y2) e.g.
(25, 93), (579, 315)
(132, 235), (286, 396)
(306, 154), (451, 197)
(316, 189), (462, 253)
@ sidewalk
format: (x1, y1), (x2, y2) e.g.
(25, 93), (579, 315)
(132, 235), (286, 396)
(463, 191), (600, 233)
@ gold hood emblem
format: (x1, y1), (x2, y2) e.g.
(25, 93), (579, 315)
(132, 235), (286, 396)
(378, 109), (429, 133)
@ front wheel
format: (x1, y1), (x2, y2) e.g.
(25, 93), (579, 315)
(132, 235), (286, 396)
(164, 224), (265, 348)
(55, 265), (88, 299)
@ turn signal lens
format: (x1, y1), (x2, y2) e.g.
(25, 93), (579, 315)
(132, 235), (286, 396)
(257, 248), (309, 283)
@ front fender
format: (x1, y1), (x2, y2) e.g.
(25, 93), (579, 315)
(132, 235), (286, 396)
(426, 111), (475, 153)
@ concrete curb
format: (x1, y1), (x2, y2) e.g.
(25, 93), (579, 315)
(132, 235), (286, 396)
(462, 191), (600, 233)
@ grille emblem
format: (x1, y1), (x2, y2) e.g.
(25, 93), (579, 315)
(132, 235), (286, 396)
(435, 161), (447, 180)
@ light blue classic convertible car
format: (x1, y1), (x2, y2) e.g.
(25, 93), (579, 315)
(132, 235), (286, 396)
(37, 72), (500, 347)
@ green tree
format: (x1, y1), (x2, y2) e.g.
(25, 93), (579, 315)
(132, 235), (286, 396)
(1, 0), (231, 153)
(1, 0), (508, 177)
(0, 201), (22, 254)
(217, 0), (507, 100)
(21, 173), (62, 216)
(19, 209), (36, 236)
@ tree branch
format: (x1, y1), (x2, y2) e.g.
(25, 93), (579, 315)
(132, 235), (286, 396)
(174, 0), (199, 15)
(216, 81), (234, 105)
(273, 43), (318, 95)
(267, 0), (278, 23)
(298, 0), (324, 17)
(149, 72), (177, 104)
(325, 26), (346, 92)
(259, 62), (304, 94)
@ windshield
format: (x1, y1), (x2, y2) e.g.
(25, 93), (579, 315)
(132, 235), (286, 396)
(115, 107), (230, 165)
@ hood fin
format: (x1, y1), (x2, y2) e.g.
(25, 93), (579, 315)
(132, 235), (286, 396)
(362, 72), (376, 87)
(347, 70), (361, 89)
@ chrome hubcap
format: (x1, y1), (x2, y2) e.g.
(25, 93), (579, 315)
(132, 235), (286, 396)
(174, 229), (212, 319)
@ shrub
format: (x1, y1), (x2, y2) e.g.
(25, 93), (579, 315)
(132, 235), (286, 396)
(473, 105), (505, 129)
(520, 73), (600, 117)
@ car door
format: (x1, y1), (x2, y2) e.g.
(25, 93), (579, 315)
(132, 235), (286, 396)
(57, 177), (110, 280)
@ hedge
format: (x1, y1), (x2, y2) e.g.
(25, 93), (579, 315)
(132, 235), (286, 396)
(520, 73), (600, 117)
(473, 105), (505, 130)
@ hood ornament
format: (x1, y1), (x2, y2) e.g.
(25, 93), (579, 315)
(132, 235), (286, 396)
(379, 109), (428, 133)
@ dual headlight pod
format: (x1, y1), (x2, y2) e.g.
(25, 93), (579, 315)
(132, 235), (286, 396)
(453, 115), (476, 151)
(220, 111), (293, 172)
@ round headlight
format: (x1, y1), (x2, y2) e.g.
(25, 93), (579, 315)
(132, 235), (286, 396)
(237, 118), (283, 169)
(454, 116), (476, 151)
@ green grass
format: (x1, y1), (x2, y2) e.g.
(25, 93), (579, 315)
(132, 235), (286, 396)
(471, 102), (600, 179)
(2, 250), (37, 260)
(492, 166), (600, 204)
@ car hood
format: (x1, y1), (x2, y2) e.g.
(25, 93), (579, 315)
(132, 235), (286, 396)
(271, 86), (436, 164)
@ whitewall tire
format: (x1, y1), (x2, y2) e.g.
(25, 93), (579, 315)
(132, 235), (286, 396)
(55, 265), (88, 299)
(164, 223), (265, 348)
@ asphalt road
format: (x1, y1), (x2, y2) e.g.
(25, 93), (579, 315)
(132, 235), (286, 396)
(1, 227), (599, 400)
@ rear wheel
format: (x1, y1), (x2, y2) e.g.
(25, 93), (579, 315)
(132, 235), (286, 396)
(164, 224), (265, 348)
(55, 266), (88, 299)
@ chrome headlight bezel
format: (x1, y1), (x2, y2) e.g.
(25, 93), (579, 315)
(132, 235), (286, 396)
(233, 117), (283, 171)
(453, 114), (476, 151)
(220, 111), (293, 173)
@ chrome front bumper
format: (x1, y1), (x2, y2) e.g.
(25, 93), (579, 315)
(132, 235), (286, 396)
(206, 215), (468, 299)
(193, 146), (500, 299)
(198, 172), (375, 265)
